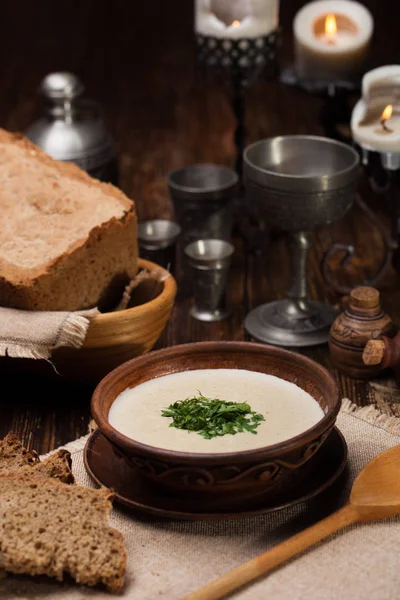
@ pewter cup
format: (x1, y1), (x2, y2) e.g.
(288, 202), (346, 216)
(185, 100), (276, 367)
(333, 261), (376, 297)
(168, 164), (238, 245)
(184, 239), (234, 322)
(243, 135), (360, 347)
(138, 220), (181, 272)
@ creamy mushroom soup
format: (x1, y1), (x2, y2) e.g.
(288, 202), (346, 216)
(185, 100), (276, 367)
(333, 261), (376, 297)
(108, 369), (325, 453)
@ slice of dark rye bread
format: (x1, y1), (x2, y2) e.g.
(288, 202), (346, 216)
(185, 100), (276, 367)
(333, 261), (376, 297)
(0, 432), (39, 472)
(0, 433), (74, 484)
(0, 472), (126, 592)
(0, 435), (127, 592)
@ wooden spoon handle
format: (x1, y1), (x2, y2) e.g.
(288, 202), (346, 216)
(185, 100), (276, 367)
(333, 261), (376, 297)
(183, 504), (358, 600)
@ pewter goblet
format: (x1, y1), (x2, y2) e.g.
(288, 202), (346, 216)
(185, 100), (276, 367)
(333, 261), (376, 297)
(244, 135), (360, 347)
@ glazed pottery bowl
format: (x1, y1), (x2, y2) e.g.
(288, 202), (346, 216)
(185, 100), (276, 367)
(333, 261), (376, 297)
(91, 342), (340, 510)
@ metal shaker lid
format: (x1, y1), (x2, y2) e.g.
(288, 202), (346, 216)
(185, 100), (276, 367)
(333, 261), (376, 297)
(25, 71), (117, 178)
(39, 72), (84, 101)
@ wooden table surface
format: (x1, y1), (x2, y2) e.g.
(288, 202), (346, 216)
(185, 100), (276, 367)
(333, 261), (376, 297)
(1, 0), (400, 454)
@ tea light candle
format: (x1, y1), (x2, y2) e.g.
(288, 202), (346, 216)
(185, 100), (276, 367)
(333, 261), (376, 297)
(294, 0), (373, 82)
(195, 0), (279, 39)
(351, 65), (400, 153)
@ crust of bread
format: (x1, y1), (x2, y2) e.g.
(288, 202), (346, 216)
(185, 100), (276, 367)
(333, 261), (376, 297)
(0, 434), (74, 484)
(30, 449), (75, 484)
(0, 129), (138, 311)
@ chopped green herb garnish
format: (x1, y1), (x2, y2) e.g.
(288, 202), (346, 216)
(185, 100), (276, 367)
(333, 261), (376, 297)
(161, 394), (265, 440)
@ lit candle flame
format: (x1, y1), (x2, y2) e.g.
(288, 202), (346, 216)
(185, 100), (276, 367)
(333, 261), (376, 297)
(231, 20), (240, 27)
(325, 14), (337, 41)
(381, 104), (393, 131)
(381, 104), (393, 122)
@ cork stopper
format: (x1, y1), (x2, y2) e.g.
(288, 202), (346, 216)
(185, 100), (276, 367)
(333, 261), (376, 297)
(350, 286), (380, 309)
(363, 339), (385, 366)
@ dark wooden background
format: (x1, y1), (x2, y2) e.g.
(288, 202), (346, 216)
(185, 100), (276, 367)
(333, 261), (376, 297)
(1, 0), (400, 454)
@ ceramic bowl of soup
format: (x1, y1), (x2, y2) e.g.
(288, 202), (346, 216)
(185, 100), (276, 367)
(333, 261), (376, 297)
(91, 341), (340, 510)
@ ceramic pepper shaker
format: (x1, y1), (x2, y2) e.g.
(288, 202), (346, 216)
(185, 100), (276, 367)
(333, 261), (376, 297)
(329, 286), (395, 379)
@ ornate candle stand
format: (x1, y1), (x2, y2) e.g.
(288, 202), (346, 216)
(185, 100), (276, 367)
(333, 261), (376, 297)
(280, 67), (360, 144)
(280, 68), (398, 294)
(364, 150), (400, 277)
(195, 29), (280, 255)
(322, 148), (400, 295)
(195, 29), (280, 177)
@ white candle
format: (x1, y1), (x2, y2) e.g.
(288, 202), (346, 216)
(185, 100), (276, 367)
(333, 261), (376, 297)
(351, 65), (400, 153)
(294, 0), (373, 81)
(195, 0), (279, 39)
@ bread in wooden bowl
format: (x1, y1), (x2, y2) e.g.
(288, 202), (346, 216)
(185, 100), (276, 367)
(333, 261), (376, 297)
(0, 128), (138, 312)
(0, 129), (177, 383)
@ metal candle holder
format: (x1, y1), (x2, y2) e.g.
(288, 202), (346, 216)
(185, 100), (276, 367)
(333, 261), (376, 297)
(195, 29), (280, 176)
(323, 147), (400, 294)
(280, 67), (360, 144)
(243, 135), (360, 347)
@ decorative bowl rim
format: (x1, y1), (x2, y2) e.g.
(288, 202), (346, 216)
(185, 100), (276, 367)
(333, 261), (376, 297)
(91, 341), (341, 465)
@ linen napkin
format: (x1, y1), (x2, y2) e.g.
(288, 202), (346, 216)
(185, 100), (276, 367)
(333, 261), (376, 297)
(2, 399), (400, 600)
(0, 306), (98, 360)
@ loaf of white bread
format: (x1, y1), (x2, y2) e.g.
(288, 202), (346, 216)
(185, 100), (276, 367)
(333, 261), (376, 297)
(0, 129), (138, 311)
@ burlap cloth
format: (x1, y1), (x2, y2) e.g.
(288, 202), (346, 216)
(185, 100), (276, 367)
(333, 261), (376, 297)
(2, 399), (400, 600)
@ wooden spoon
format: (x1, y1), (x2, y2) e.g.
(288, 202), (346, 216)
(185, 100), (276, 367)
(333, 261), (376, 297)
(184, 444), (400, 600)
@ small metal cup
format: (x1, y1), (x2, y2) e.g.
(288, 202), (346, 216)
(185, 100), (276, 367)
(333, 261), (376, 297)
(168, 164), (238, 245)
(184, 239), (234, 322)
(138, 220), (181, 272)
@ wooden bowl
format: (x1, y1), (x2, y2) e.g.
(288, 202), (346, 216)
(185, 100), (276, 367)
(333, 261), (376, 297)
(1, 259), (176, 384)
(52, 259), (177, 383)
(91, 341), (341, 511)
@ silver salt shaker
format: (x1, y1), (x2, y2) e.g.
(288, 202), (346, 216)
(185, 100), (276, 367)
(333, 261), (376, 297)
(184, 239), (234, 322)
(25, 72), (118, 185)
